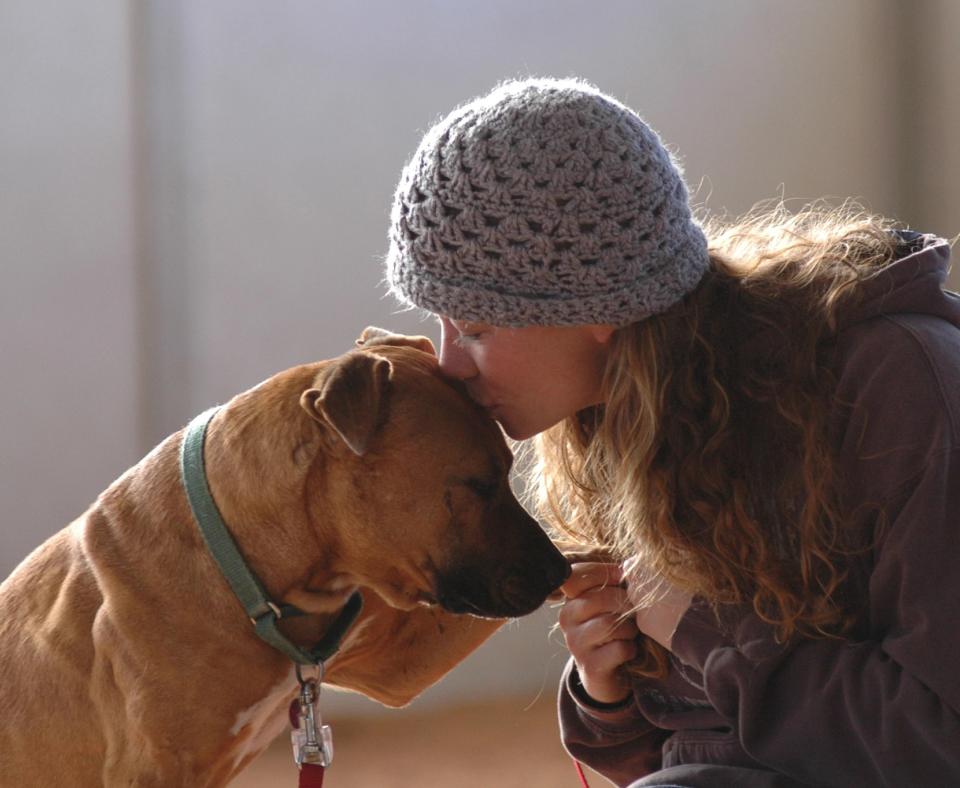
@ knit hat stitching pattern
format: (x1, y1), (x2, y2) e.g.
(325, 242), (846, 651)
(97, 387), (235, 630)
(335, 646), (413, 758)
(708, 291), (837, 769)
(386, 79), (709, 327)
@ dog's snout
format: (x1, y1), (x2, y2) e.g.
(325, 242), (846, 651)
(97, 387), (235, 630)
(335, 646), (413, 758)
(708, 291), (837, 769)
(529, 533), (572, 592)
(551, 553), (572, 587)
(435, 544), (571, 620)
(501, 551), (569, 608)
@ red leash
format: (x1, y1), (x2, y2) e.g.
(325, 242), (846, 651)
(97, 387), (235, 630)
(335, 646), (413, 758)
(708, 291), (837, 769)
(291, 666), (333, 787)
(291, 663), (588, 788)
(298, 749), (588, 786)
(297, 738), (589, 787)
(574, 759), (591, 787)
(298, 743), (588, 787)
(299, 763), (325, 787)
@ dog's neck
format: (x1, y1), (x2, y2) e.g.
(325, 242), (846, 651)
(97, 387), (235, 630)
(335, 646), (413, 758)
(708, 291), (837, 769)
(169, 377), (364, 780)
(199, 367), (358, 619)
(82, 416), (357, 786)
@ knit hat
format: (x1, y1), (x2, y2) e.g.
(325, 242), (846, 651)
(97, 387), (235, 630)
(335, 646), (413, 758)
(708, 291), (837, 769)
(385, 78), (709, 327)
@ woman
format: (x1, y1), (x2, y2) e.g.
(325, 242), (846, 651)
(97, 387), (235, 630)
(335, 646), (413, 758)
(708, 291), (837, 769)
(384, 78), (960, 787)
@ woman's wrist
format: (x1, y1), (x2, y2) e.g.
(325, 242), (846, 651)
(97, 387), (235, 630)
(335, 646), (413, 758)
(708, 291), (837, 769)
(575, 667), (633, 708)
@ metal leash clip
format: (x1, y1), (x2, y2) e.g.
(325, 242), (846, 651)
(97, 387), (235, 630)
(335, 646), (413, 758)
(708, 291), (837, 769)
(291, 663), (334, 768)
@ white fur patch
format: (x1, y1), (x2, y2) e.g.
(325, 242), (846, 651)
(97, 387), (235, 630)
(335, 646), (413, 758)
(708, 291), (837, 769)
(227, 611), (371, 771)
(228, 665), (298, 768)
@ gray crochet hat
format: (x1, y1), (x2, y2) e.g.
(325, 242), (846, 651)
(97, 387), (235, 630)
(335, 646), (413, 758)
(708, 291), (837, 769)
(385, 78), (709, 327)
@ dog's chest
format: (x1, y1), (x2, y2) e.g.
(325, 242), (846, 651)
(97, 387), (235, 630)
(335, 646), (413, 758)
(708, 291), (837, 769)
(228, 666), (299, 770)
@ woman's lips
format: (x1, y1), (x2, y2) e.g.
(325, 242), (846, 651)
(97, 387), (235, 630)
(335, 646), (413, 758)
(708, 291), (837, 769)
(469, 392), (498, 412)
(466, 388), (501, 418)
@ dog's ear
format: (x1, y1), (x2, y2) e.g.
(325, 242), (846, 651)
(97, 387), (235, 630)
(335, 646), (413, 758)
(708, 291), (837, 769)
(300, 352), (392, 456)
(356, 325), (436, 356)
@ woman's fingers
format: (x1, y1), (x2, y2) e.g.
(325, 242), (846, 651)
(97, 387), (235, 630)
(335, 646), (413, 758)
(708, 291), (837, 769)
(558, 585), (631, 628)
(578, 637), (639, 680)
(557, 562), (642, 704)
(560, 561), (624, 599)
(561, 614), (638, 661)
(573, 635), (639, 705)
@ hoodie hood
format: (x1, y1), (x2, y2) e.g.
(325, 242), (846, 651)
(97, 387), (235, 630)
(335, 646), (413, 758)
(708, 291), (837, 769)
(835, 230), (959, 333)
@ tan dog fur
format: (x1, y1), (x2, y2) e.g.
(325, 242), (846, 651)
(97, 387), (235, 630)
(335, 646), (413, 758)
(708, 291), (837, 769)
(0, 328), (567, 787)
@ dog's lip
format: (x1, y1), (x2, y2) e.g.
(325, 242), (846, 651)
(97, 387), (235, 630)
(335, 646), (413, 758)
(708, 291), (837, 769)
(415, 589), (438, 606)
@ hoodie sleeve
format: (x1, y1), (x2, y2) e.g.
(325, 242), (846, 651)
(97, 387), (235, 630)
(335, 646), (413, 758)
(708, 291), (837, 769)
(670, 312), (960, 786)
(558, 657), (669, 786)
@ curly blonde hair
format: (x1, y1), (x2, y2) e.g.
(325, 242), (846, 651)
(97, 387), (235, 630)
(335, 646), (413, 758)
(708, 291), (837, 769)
(524, 202), (901, 676)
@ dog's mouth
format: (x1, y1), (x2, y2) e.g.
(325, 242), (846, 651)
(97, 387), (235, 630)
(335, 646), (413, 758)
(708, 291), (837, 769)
(414, 589), (439, 606)
(433, 557), (570, 619)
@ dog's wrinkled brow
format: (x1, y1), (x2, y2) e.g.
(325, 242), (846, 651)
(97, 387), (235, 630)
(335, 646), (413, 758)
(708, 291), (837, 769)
(446, 458), (503, 501)
(463, 476), (498, 501)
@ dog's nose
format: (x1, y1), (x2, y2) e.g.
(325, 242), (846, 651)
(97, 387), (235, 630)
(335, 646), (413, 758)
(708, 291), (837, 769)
(550, 553), (572, 587)
(530, 542), (572, 595)
(499, 553), (570, 613)
(435, 550), (571, 619)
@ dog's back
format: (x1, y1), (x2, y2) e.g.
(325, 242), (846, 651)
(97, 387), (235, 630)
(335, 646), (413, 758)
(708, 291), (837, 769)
(0, 522), (107, 784)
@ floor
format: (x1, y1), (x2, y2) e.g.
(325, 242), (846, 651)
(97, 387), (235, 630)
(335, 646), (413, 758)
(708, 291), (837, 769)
(229, 694), (606, 788)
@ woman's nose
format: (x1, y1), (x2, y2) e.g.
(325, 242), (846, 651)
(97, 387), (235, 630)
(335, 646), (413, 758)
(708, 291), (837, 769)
(438, 320), (477, 380)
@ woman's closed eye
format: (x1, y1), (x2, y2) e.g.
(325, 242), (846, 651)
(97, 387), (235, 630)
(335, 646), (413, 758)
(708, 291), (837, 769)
(451, 321), (491, 345)
(454, 331), (483, 347)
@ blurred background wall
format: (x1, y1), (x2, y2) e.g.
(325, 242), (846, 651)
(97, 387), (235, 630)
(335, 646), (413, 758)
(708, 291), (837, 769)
(2, 0), (958, 718)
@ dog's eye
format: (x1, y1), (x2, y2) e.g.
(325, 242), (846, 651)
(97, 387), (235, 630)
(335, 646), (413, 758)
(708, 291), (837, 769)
(465, 477), (498, 501)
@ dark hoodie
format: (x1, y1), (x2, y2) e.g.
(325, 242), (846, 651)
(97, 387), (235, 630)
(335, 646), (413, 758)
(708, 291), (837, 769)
(559, 233), (960, 788)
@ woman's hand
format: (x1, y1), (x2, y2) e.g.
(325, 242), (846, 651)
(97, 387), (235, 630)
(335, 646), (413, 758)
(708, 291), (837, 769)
(558, 562), (639, 705)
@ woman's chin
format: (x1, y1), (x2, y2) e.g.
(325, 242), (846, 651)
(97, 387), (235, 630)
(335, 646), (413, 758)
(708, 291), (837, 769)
(492, 412), (529, 441)
(502, 425), (533, 441)
(496, 413), (557, 441)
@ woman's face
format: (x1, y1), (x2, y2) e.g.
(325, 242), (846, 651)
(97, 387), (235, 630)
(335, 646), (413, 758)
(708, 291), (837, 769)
(436, 316), (615, 440)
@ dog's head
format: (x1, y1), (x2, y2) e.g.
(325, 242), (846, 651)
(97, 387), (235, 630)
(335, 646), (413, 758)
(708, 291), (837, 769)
(298, 327), (569, 619)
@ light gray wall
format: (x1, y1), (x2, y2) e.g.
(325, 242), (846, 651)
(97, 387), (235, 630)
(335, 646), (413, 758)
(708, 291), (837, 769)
(2, 0), (957, 715)
(913, 0), (960, 238)
(1, 1), (141, 568)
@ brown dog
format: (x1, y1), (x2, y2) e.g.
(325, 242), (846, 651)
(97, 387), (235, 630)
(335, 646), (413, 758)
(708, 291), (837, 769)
(0, 327), (568, 787)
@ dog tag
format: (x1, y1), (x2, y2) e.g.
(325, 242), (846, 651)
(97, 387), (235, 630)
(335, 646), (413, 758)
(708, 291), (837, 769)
(291, 679), (334, 768)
